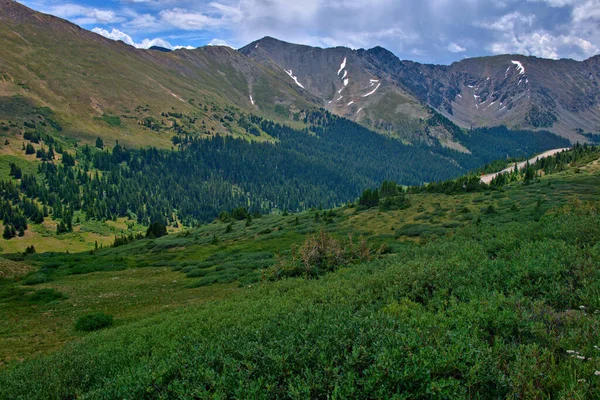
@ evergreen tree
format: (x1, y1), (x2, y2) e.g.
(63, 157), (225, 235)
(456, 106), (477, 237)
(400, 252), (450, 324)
(3, 225), (13, 239)
(146, 221), (167, 238)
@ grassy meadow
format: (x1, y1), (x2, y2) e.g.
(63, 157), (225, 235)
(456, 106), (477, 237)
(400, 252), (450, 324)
(0, 152), (599, 397)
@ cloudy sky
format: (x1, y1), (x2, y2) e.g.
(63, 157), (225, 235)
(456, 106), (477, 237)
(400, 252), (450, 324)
(20, 0), (600, 64)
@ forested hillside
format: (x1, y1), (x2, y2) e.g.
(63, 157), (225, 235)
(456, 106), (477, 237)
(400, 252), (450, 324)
(0, 109), (570, 244)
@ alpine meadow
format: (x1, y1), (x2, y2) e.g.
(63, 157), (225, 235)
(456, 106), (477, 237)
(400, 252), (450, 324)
(2, 0), (600, 398)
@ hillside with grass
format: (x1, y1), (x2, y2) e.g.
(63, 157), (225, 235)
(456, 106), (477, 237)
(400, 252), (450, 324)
(0, 1), (319, 149)
(1, 146), (600, 397)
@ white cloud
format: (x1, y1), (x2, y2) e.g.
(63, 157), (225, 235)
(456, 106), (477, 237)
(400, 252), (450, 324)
(158, 3), (243, 31)
(44, 4), (124, 25)
(527, 0), (578, 7)
(92, 27), (194, 50)
(124, 13), (159, 29)
(489, 31), (598, 59)
(159, 8), (221, 30)
(479, 12), (536, 31)
(447, 42), (466, 53)
(572, 0), (600, 22)
(25, 0), (600, 64)
(207, 38), (233, 47)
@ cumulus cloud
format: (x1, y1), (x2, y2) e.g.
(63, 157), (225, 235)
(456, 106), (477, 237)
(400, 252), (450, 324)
(92, 27), (194, 50)
(41, 4), (124, 25)
(25, 0), (600, 63)
(207, 38), (233, 47)
(447, 43), (467, 53)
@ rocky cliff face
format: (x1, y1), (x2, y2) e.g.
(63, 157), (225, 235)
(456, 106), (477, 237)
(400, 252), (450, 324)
(242, 37), (600, 143)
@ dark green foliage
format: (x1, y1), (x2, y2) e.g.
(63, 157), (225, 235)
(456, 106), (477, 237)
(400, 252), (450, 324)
(75, 313), (113, 332)
(113, 233), (144, 247)
(61, 152), (75, 166)
(379, 194), (410, 211)
(1, 110), (576, 230)
(95, 137), (104, 149)
(24, 245), (35, 254)
(484, 205), (497, 215)
(230, 207), (249, 221)
(358, 188), (379, 208)
(28, 289), (67, 304)
(25, 143), (35, 155)
(100, 115), (121, 127)
(395, 223), (447, 238)
(428, 114), (570, 165)
(2, 224), (15, 239)
(146, 222), (167, 238)
(8, 163), (22, 179)
(22, 272), (47, 286)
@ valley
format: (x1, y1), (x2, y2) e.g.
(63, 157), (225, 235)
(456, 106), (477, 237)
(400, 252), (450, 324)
(1, 146), (600, 397)
(1, 0), (600, 397)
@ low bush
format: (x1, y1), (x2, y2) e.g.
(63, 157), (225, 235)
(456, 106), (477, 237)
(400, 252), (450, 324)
(22, 273), (48, 286)
(28, 289), (67, 304)
(75, 313), (114, 332)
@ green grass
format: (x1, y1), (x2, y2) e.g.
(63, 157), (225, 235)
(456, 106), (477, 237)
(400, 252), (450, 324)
(1, 157), (600, 396)
(2, 201), (600, 397)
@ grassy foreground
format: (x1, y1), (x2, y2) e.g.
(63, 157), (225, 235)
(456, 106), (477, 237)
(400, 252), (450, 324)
(1, 204), (600, 398)
(1, 158), (600, 397)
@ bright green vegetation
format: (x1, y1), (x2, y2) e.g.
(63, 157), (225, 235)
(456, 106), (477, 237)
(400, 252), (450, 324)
(0, 149), (600, 397)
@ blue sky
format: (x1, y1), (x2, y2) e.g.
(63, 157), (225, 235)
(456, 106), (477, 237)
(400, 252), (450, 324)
(21, 0), (600, 64)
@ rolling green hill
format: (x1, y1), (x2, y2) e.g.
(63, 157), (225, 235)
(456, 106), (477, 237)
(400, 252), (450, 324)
(0, 0), (318, 149)
(0, 146), (599, 397)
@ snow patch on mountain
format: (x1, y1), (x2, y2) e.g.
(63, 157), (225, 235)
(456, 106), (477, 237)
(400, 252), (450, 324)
(347, 101), (354, 106)
(343, 78), (349, 87)
(511, 60), (525, 75)
(285, 69), (304, 89)
(362, 83), (381, 97)
(249, 95), (254, 105)
(337, 57), (347, 75)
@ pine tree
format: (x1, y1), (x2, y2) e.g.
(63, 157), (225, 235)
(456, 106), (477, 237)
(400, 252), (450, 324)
(3, 225), (13, 239)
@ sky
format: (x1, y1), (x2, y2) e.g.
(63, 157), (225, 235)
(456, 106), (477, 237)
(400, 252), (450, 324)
(20, 0), (600, 64)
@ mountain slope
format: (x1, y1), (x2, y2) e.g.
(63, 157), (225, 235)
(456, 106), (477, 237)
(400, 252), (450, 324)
(0, 1), (318, 147)
(242, 37), (600, 143)
(240, 37), (432, 143)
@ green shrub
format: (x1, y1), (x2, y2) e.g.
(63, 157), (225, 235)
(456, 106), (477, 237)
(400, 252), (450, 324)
(28, 289), (67, 304)
(22, 273), (48, 286)
(100, 114), (121, 127)
(75, 313), (114, 332)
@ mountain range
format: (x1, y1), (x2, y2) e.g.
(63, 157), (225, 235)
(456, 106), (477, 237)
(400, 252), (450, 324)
(1, 0), (599, 150)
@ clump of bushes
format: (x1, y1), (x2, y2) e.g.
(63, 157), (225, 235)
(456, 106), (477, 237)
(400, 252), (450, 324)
(75, 312), (114, 332)
(146, 222), (167, 238)
(28, 289), (67, 304)
(22, 272), (48, 286)
(266, 230), (384, 280)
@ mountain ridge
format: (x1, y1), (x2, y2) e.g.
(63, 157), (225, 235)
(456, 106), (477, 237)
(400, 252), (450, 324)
(244, 36), (600, 142)
(1, 0), (598, 150)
